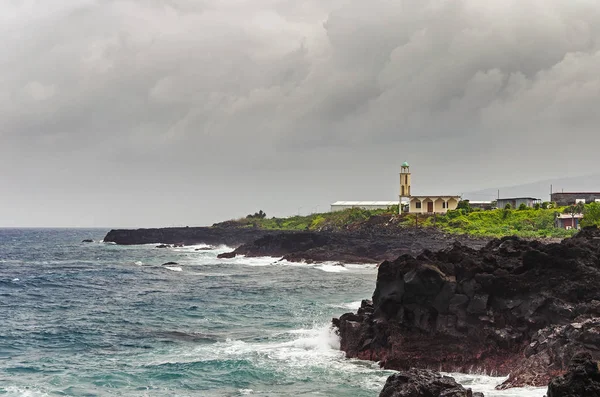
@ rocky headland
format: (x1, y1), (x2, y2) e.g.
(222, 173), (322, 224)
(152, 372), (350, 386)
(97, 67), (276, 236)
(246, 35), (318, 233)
(225, 228), (489, 264)
(103, 218), (489, 264)
(333, 226), (600, 389)
(103, 226), (279, 247)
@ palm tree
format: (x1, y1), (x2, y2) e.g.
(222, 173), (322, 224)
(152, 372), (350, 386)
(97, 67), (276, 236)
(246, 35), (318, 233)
(564, 202), (586, 229)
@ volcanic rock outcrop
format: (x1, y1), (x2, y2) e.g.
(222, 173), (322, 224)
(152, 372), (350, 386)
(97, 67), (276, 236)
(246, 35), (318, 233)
(103, 216), (489, 264)
(546, 351), (600, 397)
(379, 368), (484, 397)
(333, 227), (600, 388)
(104, 227), (279, 247)
(228, 229), (488, 264)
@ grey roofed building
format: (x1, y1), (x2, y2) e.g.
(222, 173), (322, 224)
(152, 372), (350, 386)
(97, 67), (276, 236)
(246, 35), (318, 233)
(496, 197), (541, 209)
(330, 201), (400, 212)
(464, 200), (494, 209)
(551, 192), (600, 206)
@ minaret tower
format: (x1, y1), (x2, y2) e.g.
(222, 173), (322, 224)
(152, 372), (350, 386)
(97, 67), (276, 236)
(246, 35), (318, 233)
(399, 162), (411, 212)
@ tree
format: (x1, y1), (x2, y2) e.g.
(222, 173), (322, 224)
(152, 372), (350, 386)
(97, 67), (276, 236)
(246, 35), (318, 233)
(534, 203), (541, 210)
(518, 203), (528, 210)
(504, 203), (512, 210)
(563, 202), (585, 229)
(246, 210), (267, 219)
(457, 200), (471, 212)
(581, 202), (600, 227)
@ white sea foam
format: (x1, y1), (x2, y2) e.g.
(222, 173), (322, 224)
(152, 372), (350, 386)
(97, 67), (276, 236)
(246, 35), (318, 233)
(223, 256), (282, 267)
(269, 259), (375, 273)
(141, 323), (546, 396)
(171, 243), (216, 252)
(448, 373), (546, 397)
(143, 323), (392, 392)
(164, 266), (183, 272)
(340, 300), (362, 310)
(315, 263), (349, 273)
(1, 386), (50, 397)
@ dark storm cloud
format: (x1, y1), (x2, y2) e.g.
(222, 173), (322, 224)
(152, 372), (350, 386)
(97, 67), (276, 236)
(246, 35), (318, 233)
(2, 0), (600, 226)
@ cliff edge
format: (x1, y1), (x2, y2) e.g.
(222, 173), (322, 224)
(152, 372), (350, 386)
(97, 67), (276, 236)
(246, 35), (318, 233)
(333, 226), (600, 388)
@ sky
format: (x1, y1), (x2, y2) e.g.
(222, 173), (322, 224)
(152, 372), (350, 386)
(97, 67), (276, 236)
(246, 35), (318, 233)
(2, 0), (600, 227)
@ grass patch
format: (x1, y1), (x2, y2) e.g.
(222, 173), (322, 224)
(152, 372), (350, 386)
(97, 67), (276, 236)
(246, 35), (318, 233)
(219, 206), (578, 239)
(435, 208), (577, 238)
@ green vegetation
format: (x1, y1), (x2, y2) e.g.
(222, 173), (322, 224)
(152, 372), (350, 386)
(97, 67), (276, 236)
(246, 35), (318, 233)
(435, 207), (576, 238)
(582, 202), (600, 227)
(231, 206), (399, 231)
(225, 202), (600, 239)
(246, 210), (267, 219)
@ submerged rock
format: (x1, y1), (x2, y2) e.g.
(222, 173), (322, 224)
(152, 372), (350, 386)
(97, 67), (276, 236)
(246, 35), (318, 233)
(546, 352), (600, 397)
(217, 252), (236, 259)
(161, 262), (178, 266)
(333, 227), (600, 388)
(156, 244), (171, 248)
(379, 368), (484, 397)
(82, 239), (94, 243)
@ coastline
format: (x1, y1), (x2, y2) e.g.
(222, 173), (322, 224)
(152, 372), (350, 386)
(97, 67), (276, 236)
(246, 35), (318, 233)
(100, 223), (600, 396)
(103, 225), (491, 264)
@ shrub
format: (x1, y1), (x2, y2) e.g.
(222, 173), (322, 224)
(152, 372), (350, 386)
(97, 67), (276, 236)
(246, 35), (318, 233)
(518, 203), (528, 210)
(457, 200), (471, 212)
(582, 202), (600, 227)
(504, 203), (512, 210)
(247, 210), (267, 219)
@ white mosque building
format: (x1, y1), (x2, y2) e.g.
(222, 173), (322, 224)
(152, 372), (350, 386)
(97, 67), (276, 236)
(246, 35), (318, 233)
(400, 162), (461, 214)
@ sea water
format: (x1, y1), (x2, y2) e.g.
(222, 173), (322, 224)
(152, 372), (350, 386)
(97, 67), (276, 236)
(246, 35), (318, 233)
(0, 229), (545, 396)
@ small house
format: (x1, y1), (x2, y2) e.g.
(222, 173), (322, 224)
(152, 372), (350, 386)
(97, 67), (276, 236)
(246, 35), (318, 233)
(496, 197), (541, 209)
(466, 200), (494, 210)
(556, 213), (583, 230)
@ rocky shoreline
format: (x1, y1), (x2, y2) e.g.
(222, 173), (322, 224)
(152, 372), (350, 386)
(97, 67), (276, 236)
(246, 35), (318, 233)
(103, 224), (490, 264)
(103, 226), (281, 247)
(333, 226), (600, 393)
(103, 223), (600, 394)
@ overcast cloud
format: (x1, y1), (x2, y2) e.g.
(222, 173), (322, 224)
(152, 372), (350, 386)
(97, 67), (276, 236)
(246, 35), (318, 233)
(2, 0), (600, 227)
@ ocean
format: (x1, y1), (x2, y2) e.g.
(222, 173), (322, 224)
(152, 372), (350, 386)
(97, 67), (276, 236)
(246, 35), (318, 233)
(0, 228), (545, 396)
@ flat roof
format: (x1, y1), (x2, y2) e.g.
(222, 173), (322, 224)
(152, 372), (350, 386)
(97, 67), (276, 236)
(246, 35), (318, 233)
(410, 195), (461, 199)
(497, 197), (541, 200)
(466, 201), (493, 204)
(331, 201), (399, 206)
(557, 214), (584, 219)
(552, 192), (600, 195)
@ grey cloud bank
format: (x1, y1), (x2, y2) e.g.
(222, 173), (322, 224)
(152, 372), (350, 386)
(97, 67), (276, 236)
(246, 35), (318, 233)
(2, 0), (600, 227)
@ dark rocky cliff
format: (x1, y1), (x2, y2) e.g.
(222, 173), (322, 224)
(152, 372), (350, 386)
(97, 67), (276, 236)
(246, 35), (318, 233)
(333, 227), (600, 388)
(546, 351), (600, 397)
(226, 229), (489, 264)
(103, 227), (280, 247)
(104, 226), (489, 263)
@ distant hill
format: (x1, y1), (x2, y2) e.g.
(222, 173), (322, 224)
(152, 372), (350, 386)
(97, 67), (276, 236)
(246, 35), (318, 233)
(463, 173), (600, 202)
